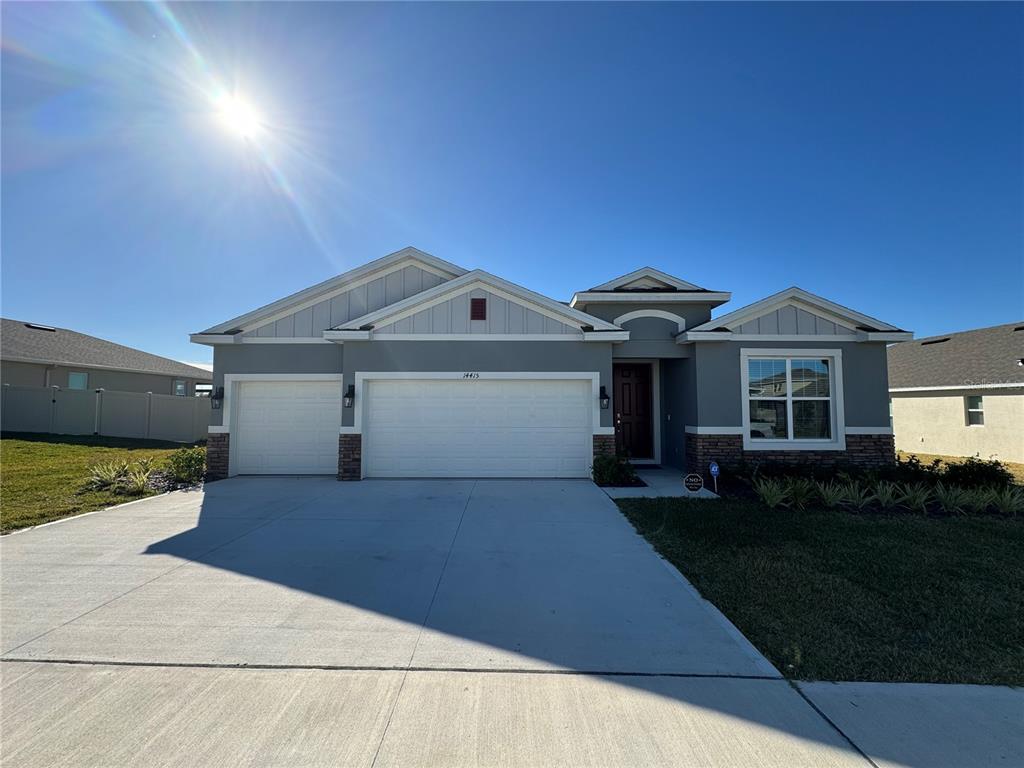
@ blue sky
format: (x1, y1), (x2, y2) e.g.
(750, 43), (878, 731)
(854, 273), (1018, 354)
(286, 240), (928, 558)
(2, 2), (1021, 366)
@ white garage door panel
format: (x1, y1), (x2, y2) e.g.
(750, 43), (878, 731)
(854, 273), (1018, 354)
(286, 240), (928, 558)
(365, 379), (592, 478)
(234, 381), (341, 474)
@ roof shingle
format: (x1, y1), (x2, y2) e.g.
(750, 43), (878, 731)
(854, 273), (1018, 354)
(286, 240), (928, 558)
(887, 322), (1024, 390)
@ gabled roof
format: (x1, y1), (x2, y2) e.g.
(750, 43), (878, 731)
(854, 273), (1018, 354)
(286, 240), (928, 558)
(589, 267), (704, 292)
(888, 322), (1024, 391)
(198, 246), (466, 334)
(332, 270), (621, 334)
(2, 318), (212, 380)
(685, 286), (907, 336)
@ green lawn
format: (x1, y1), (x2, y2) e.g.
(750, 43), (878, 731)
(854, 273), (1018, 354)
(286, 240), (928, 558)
(1, 433), (184, 533)
(618, 497), (1024, 685)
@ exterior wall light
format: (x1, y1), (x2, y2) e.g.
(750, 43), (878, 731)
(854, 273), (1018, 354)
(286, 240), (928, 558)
(599, 386), (610, 410)
(343, 384), (356, 409)
(210, 386), (224, 410)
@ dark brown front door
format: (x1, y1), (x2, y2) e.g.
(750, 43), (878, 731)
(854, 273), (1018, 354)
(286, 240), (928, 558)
(613, 363), (653, 459)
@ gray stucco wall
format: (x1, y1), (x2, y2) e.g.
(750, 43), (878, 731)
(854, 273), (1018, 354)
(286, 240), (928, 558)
(692, 340), (890, 428)
(580, 301), (715, 329)
(340, 341), (614, 429)
(210, 343), (344, 426)
(615, 317), (691, 359)
(660, 358), (694, 470)
(1, 360), (207, 397)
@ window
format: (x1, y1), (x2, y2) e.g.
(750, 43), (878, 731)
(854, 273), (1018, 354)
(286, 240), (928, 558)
(173, 380), (188, 397)
(470, 297), (487, 321)
(965, 395), (984, 426)
(742, 350), (843, 449)
(67, 372), (88, 390)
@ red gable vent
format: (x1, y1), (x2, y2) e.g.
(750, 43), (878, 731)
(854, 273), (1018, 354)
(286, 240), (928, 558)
(470, 298), (487, 321)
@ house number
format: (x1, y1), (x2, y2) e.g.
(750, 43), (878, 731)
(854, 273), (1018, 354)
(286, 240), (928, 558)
(462, 372), (480, 379)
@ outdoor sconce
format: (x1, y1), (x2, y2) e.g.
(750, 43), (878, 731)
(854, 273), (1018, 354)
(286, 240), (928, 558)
(343, 384), (356, 409)
(210, 386), (224, 410)
(599, 386), (610, 410)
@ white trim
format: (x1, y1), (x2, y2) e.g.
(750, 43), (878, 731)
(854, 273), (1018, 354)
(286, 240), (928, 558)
(684, 426), (745, 435)
(570, 291), (731, 307)
(198, 247), (466, 334)
(323, 330), (371, 341)
(613, 358), (661, 463)
(845, 427), (893, 435)
(688, 286), (902, 334)
(340, 271), (620, 332)
(349, 371), (608, 440)
(583, 331), (631, 342)
(189, 334), (239, 346)
(240, 337), (332, 344)
(857, 331), (914, 342)
(594, 426), (616, 436)
(613, 309), (688, 333)
(590, 267), (702, 292)
(679, 332), (864, 343)
(367, 334), (583, 342)
(740, 348), (847, 451)
(889, 383), (1024, 392)
(208, 426), (230, 434)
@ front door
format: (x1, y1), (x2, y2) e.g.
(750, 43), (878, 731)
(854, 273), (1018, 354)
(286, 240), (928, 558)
(613, 363), (653, 459)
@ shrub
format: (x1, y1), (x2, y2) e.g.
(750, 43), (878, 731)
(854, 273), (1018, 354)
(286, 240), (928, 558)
(816, 481), (845, 509)
(898, 483), (932, 515)
(883, 454), (943, 484)
(873, 481), (901, 511)
(961, 488), (992, 516)
(941, 456), (1014, 489)
(119, 468), (153, 495)
(840, 481), (874, 512)
(166, 446), (206, 485)
(591, 454), (638, 486)
(753, 478), (790, 509)
(785, 477), (817, 511)
(86, 460), (130, 491)
(987, 486), (1024, 517)
(933, 483), (969, 516)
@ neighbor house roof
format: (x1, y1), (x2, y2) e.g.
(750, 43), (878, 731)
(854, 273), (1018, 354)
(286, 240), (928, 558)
(888, 322), (1024, 391)
(1, 318), (212, 380)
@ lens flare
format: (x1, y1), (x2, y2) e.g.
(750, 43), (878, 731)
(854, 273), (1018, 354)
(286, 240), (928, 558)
(213, 92), (263, 139)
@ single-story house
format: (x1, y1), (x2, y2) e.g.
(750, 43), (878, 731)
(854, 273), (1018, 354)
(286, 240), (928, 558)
(191, 247), (911, 479)
(889, 322), (1024, 464)
(2, 318), (212, 397)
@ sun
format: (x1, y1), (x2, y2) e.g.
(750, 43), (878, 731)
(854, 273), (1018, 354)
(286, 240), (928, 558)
(213, 92), (263, 140)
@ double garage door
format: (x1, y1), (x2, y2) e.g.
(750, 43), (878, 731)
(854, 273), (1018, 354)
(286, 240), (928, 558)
(232, 378), (593, 478)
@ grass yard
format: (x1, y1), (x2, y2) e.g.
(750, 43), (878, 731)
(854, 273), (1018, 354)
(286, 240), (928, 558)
(1, 433), (184, 533)
(898, 450), (1024, 484)
(619, 497), (1024, 685)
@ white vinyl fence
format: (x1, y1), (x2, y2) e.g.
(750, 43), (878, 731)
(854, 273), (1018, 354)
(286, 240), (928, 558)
(1, 384), (210, 443)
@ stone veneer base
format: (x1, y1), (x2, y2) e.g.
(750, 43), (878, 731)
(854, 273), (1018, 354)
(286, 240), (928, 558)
(206, 433), (230, 481)
(685, 433), (895, 473)
(593, 434), (616, 459)
(338, 433), (362, 480)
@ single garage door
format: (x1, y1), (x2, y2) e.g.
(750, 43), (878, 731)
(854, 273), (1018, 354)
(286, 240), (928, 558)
(233, 380), (341, 474)
(364, 378), (593, 478)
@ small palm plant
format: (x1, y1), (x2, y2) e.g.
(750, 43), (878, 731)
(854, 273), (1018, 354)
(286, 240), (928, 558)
(119, 467), (153, 495)
(933, 483), (969, 516)
(898, 482), (933, 516)
(816, 480), (845, 509)
(961, 488), (993, 516)
(786, 477), (817, 511)
(987, 486), (1024, 517)
(840, 481), (875, 512)
(872, 481), (901, 512)
(86, 460), (131, 491)
(753, 477), (790, 510)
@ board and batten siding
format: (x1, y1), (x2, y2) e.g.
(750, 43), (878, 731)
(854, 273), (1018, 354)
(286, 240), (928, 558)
(374, 289), (579, 335)
(736, 307), (856, 336)
(243, 265), (447, 338)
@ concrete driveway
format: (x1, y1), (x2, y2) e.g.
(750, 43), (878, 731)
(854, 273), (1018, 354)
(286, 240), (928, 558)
(1, 477), (870, 766)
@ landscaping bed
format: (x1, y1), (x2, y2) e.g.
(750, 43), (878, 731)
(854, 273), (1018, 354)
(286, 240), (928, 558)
(0, 433), (204, 533)
(618, 496), (1023, 685)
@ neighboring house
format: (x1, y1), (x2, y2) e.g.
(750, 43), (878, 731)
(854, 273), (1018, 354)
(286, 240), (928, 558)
(1, 318), (212, 397)
(191, 247), (911, 479)
(888, 322), (1024, 464)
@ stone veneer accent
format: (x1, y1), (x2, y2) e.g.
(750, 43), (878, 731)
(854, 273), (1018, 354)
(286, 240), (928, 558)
(338, 433), (362, 480)
(685, 432), (895, 472)
(592, 434), (616, 459)
(206, 433), (230, 480)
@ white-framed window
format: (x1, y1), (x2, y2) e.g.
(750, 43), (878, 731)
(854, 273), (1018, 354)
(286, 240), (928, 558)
(173, 379), (188, 397)
(68, 372), (88, 390)
(740, 348), (846, 451)
(965, 395), (984, 426)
